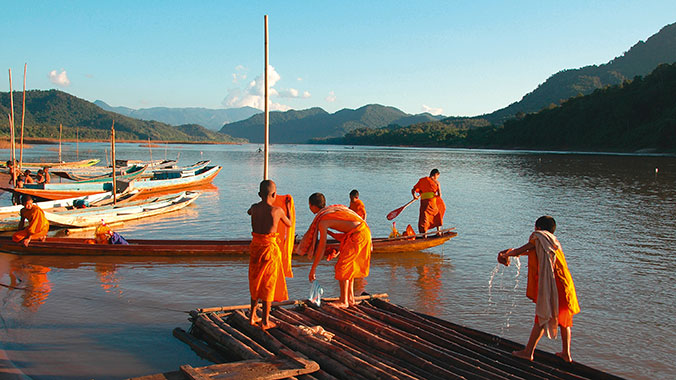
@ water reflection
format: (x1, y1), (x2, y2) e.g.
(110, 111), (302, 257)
(0, 255), (52, 312)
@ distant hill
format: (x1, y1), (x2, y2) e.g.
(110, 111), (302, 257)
(220, 104), (445, 143)
(484, 22), (676, 124)
(339, 63), (676, 153)
(94, 100), (259, 130)
(0, 90), (245, 143)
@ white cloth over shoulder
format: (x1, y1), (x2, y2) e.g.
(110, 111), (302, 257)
(530, 230), (561, 339)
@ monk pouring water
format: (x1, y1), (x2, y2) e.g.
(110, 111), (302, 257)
(298, 192), (372, 308)
(498, 215), (580, 362)
(13, 195), (49, 247)
(412, 168), (446, 236)
(247, 179), (292, 330)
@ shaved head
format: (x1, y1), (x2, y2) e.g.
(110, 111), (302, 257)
(259, 179), (277, 198)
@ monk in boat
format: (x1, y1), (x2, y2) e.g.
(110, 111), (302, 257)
(411, 168), (446, 236)
(86, 223), (129, 245)
(298, 192), (372, 308)
(247, 180), (292, 330)
(499, 216), (580, 362)
(348, 189), (367, 220)
(12, 195), (50, 247)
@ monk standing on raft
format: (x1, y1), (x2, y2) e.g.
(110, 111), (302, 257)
(13, 195), (49, 247)
(298, 193), (372, 308)
(247, 180), (292, 330)
(412, 168), (446, 236)
(499, 216), (580, 362)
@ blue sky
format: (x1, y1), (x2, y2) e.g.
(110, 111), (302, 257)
(2, 1), (675, 117)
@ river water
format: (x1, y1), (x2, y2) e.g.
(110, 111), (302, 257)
(0, 143), (674, 379)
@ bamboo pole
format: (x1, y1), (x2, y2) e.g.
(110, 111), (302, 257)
(111, 121), (116, 205)
(209, 314), (273, 358)
(59, 124), (62, 162)
(194, 314), (262, 361)
(8, 115), (16, 186)
(263, 14), (269, 180)
(8, 69), (16, 179)
(76, 127), (79, 159)
(197, 293), (389, 314)
(172, 327), (227, 364)
(148, 137), (153, 163)
(19, 63), (26, 171)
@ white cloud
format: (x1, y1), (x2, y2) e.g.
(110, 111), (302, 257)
(48, 69), (70, 87)
(302, 91), (310, 98)
(222, 65), (301, 111)
(325, 91), (336, 103)
(232, 65), (248, 84)
(421, 104), (443, 115)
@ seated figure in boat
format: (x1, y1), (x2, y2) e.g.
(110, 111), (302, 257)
(13, 195), (50, 247)
(87, 223), (129, 245)
(23, 169), (36, 184)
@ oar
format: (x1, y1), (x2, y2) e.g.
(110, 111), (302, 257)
(386, 198), (418, 220)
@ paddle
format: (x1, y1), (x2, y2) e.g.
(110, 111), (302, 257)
(386, 198), (418, 220)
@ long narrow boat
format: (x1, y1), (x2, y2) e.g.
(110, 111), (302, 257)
(4, 165), (222, 200)
(0, 159), (100, 169)
(0, 228), (456, 256)
(145, 160), (211, 179)
(44, 191), (200, 228)
(51, 165), (148, 182)
(0, 192), (113, 216)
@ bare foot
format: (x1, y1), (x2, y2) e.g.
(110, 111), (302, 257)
(555, 352), (572, 362)
(260, 320), (277, 331)
(249, 314), (261, 326)
(512, 350), (533, 361)
(39, 236), (47, 242)
(333, 302), (349, 308)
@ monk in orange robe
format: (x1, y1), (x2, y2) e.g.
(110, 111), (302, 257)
(297, 192), (372, 308)
(411, 168), (446, 235)
(12, 195), (49, 247)
(499, 216), (580, 362)
(247, 180), (292, 330)
(348, 189), (367, 220)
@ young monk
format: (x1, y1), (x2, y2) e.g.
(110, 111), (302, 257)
(298, 192), (372, 308)
(348, 189), (367, 220)
(411, 168), (446, 236)
(247, 179), (292, 330)
(86, 223), (129, 245)
(23, 170), (36, 184)
(499, 216), (580, 362)
(13, 195), (50, 247)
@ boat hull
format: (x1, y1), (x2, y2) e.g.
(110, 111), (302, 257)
(0, 228), (456, 256)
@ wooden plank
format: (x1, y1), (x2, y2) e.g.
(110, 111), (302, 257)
(186, 354), (319, 380)
(179, 365), (210, 380)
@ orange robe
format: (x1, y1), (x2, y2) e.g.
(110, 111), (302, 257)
(412, 177), (446, 233)
(249, 232), (288, 303)
(297, 205), (372, 281)
(12, 205), (49, 242)
(272, 194), (295, 278)
(349, 199), (366, 220)
(527, 231), (580, 331)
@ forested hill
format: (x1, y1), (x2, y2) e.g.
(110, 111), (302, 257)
(340, 63), (676, 153)
(94, 100), (259, 131)
(484, 22), (676, 124)
(0, 90), (244, 143)
(219, 104), (444, 143)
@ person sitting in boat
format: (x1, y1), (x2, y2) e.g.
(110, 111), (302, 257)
(42, 167), (51, 184)
(23, 169), (36, 184)
(36, 169), (46, 184)
(12, 194), (50, 247)
(12, 175), (25, 205)
(87, 223), (129, 245)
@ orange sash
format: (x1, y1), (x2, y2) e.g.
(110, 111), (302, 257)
(273, 194), (295, 278)
(249, 233), (288, 303)
(349, 199), (366, 220)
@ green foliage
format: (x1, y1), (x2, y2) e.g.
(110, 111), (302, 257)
(0, 90), (244, 143)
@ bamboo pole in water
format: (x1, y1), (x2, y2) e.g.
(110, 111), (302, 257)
(148, 137), (152, 162)
(263, 14), (269, 180)
(76, 127), (79, 159)
(8, 69), (16, 178)
(59, 124), (62, 162)
(111, 121), (116, 205)
(19, 63), (26, 171)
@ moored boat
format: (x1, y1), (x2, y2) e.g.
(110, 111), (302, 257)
(51, 165), (147, 182)
(0, 158), (101, 169)
(0, 228), (456, 256)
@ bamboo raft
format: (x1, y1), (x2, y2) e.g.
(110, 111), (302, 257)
(133, 295), (624, 380)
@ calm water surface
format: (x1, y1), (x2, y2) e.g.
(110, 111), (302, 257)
(0, 143), (674, 379)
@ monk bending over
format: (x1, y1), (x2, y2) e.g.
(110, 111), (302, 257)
(298, 193), (372, 308)
(247, 180), (292, 330)
(412, 168), (446, 236)
(13, 195), (49, 247)
(499, 216), (580, 362)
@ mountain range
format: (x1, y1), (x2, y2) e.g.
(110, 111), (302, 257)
(94, 100), (260, 131)
(219, 105), (445, 143)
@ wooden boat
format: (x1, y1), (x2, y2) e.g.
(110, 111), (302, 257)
(0, 228), (456, 256)
(51, 165), (148, 182)
(44, 191), (200, 228)
(0, 158), (100, 169)
(4, 165), (222, 200)
(145, 160), (211, 179)
(0, 192), (113, 216)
